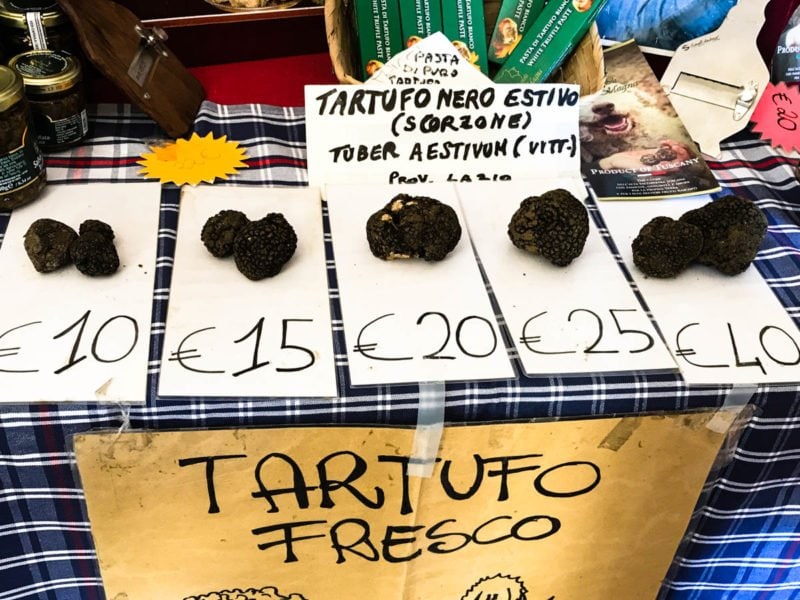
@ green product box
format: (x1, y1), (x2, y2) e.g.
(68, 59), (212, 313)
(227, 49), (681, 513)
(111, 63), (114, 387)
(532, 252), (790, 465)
(399, 0), (443, 47)
(494, 0), (608, 83)
(354, 0), (404, 79)
(441, 0), (489, 74)
(488, 0), (547, 64)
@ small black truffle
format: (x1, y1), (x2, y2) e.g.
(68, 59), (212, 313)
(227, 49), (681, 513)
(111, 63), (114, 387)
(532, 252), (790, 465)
(79, 219), (115, 242)
(201, 210), (250, 258)
(507, 189), (589, 267)
(679, 195), (768, 275)
(70, 231), (120, 276)
(233, 213), (297, 280)
(24, 218), (78, 273)
(365, 194), (461, 261)
(632, 216), (703, 278)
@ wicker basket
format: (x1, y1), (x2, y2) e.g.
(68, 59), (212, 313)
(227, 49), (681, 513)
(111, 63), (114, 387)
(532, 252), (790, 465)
(324, 0), (605, 95)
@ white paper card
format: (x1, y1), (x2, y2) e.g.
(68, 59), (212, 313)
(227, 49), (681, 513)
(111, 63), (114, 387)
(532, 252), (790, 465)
(326, 183), (515, 386)
(159, 186), (337, 398)
(366, 32), (491, 87)
(458, 180), (676, 376)
(305, 83), (580, 187)
(598, 197), (800, 385)
(0, 182), (160, 403)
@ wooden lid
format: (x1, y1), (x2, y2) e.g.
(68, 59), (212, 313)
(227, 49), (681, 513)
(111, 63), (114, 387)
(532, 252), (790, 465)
(55, 0), (204, 138)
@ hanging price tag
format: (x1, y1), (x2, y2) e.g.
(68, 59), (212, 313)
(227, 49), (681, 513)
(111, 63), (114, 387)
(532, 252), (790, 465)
(751, 81), (800, 153)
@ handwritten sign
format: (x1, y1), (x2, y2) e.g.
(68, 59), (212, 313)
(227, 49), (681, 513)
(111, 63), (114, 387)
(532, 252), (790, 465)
(751, 81), (800, 153)
(325, 182), (514, 386)
(305, 83), (580, 187)
(598, 197), (800, 385)
(0, 182), (160, 403)
(75, 411), (739, 599)
(366, 32), (491, 87)
(458, 180), (676, 376)
(158, 186), (337, 398)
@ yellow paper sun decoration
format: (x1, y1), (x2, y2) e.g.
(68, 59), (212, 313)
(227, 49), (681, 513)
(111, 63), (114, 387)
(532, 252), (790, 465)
(138, 132), (249, 186)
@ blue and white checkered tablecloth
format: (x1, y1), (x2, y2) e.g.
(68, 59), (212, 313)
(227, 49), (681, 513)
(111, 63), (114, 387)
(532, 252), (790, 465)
(1, 101), (800, 599)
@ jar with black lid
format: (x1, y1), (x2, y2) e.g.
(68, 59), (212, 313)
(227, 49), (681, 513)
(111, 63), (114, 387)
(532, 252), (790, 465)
(0, 0), (78, 56)
(0, 64), (46, 211)
(9, 49), (88, 150)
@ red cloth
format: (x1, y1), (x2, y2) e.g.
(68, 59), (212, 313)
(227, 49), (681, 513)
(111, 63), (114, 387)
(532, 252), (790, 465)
(88, 52), (340, 107)
(190, 52), (340, 107)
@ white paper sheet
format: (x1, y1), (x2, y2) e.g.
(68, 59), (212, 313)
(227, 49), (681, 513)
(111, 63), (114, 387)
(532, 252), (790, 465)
(326, 182), (515, 386)
(598, 197), (800, 385)
(0, 182), (160, 403)
(158, 186), (337, 398)
(458, 180), (676, 376)
(305, 83), (580, 187)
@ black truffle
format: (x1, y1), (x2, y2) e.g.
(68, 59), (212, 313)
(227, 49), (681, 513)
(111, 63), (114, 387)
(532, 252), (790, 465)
(507, 189), (590, 266)
(23, 218), (78, 273)
(201, 209), (250, 258)
(70, 231), (120, 276)
(679, 195), (768, 275)
(632, 216), (703, 278)
(79, 219), (115, 242)
(233, 213), (297, 280)
(365, 194), (461, 261)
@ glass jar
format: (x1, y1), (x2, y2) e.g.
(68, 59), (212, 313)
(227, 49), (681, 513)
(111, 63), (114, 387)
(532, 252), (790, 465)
(0, 0), (78, 56)
(9, 49), (88, 150)
(0, 64), (46, 211)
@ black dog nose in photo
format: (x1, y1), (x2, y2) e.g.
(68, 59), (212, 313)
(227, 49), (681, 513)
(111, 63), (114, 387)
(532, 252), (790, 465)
(592, 102), (616, 115)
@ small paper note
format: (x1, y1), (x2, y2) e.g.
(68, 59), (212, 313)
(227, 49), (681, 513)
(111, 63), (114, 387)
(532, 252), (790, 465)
(138, 133), (249, 186)
(366, 32), (491, 87)
(751, 81), (800, 153)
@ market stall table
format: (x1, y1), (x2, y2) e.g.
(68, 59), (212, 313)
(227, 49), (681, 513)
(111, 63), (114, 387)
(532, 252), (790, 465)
(1, 101), (799, 599)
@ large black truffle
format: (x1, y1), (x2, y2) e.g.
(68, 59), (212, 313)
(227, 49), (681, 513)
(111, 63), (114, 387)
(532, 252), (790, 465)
(632, 216), (703, 278)
(233, 213), (297, 280)
(201, 209), (250, 258)
(679, 195), (768, 275)
(366, 194), (461, 261)
(507, 189), (589, 266)
(70, 230), (120, 276)
(23, 218), (78, 273)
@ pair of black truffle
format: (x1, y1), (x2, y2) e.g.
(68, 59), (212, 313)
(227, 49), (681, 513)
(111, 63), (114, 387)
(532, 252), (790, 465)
(24, 218), (120, 276)
(365, 189), (589, 268)
(632, 195), (767, 278)
(201, 210), (297, 280)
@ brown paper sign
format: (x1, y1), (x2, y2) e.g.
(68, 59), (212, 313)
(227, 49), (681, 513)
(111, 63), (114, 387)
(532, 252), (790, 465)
(74, 412), (737, 599)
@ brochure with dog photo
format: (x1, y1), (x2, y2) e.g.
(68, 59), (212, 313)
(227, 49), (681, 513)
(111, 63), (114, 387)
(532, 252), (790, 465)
(579, 40), (720, 200)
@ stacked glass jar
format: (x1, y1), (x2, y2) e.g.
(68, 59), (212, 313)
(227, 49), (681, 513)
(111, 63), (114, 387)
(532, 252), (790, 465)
(0, 0), (87, 210)
(0, 64), (46, 210)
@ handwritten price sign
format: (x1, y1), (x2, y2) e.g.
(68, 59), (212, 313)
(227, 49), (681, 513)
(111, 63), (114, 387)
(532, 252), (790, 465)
(0, 182), (160, 403)
(599, 198), (800, 386)
(458, 180), (676, 377)
(673, 320), (800, 375)
(326, 183), (514, 386)
(158, 187), (337, 398)
(1, 309), (142, 384)
(751, 82), (800, 153)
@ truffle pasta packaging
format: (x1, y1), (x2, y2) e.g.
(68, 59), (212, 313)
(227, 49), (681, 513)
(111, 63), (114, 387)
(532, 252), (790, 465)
(488, 0), (546, 64)
(494, 0), (609, 83)
(398, 0), (442, 48)
(441, 0), (489, 73)
(353, 0), (404, 79)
